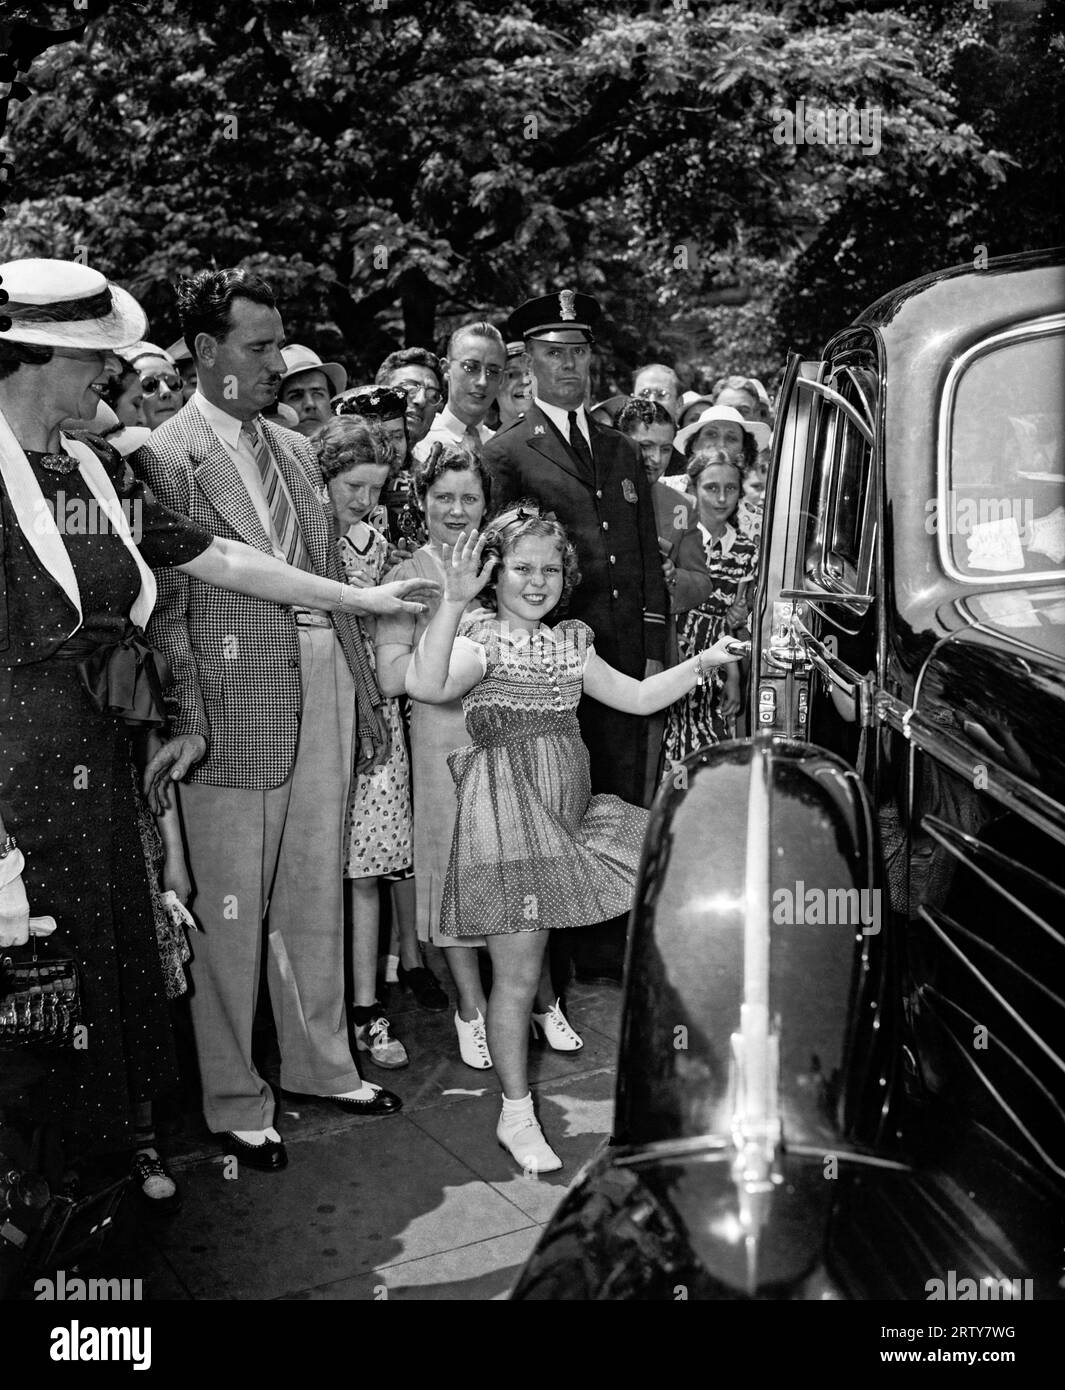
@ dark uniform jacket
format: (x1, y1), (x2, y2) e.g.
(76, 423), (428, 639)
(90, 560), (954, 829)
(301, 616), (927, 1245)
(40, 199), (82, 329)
(483, 403), (669, 805)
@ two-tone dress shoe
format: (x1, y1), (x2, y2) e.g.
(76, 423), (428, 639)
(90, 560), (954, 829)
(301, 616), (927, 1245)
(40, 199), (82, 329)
(327, 1085), (403, 1116)
(219, 1131), (288, 1172)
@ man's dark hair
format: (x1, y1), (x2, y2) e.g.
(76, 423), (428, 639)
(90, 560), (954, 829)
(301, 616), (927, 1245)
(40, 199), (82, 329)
(615, 398), (674, 434)
(375, 347), (442, 389)
(177, 269), (277, 363)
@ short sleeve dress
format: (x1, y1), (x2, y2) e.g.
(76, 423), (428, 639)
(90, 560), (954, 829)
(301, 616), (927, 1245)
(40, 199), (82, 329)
(438, 617), (649, 938)
(337, 521), (412, 877)
(376, 546), (486, 948)
(0, 443), (211, 1148)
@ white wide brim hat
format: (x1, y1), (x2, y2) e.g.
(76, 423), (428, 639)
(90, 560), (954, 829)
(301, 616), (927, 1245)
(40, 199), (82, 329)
(675, 404), (771, 455)
(0, 258), (147, 350)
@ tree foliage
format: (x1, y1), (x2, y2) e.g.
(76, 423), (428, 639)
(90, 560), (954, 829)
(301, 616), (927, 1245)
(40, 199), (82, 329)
(2, 0), (1062, 395)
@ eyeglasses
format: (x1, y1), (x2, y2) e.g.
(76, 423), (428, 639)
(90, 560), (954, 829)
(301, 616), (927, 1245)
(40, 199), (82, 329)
(394, 378), (442, 404)
(635, 387), (673, 402)
(139, 372), (182, 395)
(458, 360), (504, 383)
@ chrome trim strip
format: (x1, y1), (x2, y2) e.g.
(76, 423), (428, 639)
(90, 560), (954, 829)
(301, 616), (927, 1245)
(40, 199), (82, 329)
(921, 815), (1065, 947)
(922, 908), (1065, 1076)
(878, 691), (1065, 845)
(796, 375), (875, 445)
(924, 992), (1065, 1182)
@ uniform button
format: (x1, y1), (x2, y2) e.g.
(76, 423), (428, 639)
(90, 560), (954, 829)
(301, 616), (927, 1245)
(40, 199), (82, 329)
(609, 554), (616, 564)
(602, 521), (609, 531)
(612, 589), (619, 598)
(596, 489), (603, 498)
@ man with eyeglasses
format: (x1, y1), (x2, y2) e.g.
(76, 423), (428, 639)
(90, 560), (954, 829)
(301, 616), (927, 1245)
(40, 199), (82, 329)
(412, 321), (506, 462)
(374, 347), (443, 449)
(632, 363), (682, 423)
(633, 362), (689, 477)
(484, 291), (669, 985)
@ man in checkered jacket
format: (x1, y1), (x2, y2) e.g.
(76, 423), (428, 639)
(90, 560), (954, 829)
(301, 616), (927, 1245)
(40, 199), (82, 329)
(133, 269), (407, 1170)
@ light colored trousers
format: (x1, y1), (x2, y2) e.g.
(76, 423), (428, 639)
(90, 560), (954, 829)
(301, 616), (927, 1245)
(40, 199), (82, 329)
(181, 627), (360, 1132)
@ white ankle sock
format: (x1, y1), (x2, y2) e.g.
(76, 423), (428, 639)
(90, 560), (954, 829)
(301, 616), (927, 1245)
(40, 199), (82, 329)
(499, 1093), (534, 1133)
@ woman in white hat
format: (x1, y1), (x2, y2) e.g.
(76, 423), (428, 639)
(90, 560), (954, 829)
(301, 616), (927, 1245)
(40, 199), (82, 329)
(124, 341), (184, 431)
(0, 259), (437, 1176)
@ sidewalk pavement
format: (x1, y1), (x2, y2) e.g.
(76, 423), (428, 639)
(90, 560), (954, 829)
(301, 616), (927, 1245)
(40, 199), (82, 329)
(143, 973), (623, 1301)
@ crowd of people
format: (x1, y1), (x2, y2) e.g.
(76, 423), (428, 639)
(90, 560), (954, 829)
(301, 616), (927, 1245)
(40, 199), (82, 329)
(0, 256), (776, 1218)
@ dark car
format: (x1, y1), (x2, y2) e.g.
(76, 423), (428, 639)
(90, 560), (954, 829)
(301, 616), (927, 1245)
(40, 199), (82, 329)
(511, 248), (1065, 1301)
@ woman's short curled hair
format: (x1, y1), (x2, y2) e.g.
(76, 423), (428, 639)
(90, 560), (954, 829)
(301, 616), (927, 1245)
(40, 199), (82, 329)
(0, 338), (54, 380)
(687, 446), (747, 493)
(412, 440), (492, 511)
(478, 499), (581, 617)
(311, 415), (395, 482)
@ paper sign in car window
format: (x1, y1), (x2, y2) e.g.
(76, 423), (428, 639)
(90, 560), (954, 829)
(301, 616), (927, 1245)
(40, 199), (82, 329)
(1025, 505), (1065, 566)
(977, 591), (1040, 628)
(967, 515), (1025, 572)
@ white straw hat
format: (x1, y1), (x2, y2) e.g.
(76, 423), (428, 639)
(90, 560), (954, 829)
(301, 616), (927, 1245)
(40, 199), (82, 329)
(0, 258), (147, 350)
(675, 404), (771, 455)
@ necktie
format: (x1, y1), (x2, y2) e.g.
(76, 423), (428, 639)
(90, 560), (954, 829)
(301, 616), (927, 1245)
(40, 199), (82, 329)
(241, 421), (313, 572)
(567, 411), (593, 473)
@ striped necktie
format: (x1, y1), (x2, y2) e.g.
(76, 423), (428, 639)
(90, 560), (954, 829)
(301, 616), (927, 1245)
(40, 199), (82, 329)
(241, 420), (313, 572)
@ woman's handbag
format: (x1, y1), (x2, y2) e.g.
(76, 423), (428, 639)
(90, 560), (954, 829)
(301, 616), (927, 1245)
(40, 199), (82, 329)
(0, 939), (81, 1049)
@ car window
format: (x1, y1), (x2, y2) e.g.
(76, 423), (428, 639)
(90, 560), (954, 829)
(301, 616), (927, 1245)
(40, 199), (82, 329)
(805, 367), (876, 590)
(944, 325), (1065, 581)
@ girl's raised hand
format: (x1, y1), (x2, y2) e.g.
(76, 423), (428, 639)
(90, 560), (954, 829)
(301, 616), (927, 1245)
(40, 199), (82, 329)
(441, 528), (497, 603)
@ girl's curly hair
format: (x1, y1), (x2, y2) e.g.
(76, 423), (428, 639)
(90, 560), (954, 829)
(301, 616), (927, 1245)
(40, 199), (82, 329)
(478, 500), (581, 618)
(311, 414), (396, 481)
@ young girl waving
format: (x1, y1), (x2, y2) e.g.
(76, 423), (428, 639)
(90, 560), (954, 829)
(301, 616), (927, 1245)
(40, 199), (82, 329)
(406, 506), (745, 1172)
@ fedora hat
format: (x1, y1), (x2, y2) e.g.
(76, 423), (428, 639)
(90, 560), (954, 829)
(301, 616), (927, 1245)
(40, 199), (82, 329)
(0, 258), (147, 350)
(280, 344), (347, 398)
(675, 404), (771, 455)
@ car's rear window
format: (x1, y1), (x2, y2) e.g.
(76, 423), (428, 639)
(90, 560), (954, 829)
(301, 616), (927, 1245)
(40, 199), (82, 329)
(945, 326), (1065, 581)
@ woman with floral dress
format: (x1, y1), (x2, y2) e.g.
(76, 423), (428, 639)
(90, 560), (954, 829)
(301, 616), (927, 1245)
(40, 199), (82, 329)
(664, 450), (758, 762)
(314, 416), (415, 1070)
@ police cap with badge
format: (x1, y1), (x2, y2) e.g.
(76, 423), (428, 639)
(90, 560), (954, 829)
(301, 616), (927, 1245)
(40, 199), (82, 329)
(506, 289), (601, 344)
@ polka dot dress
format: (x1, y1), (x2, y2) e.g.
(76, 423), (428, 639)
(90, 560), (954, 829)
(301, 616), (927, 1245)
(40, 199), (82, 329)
(337, 524), (413, 878)
(0, 452), (210, 1150)
(439, 617), (649, 937)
